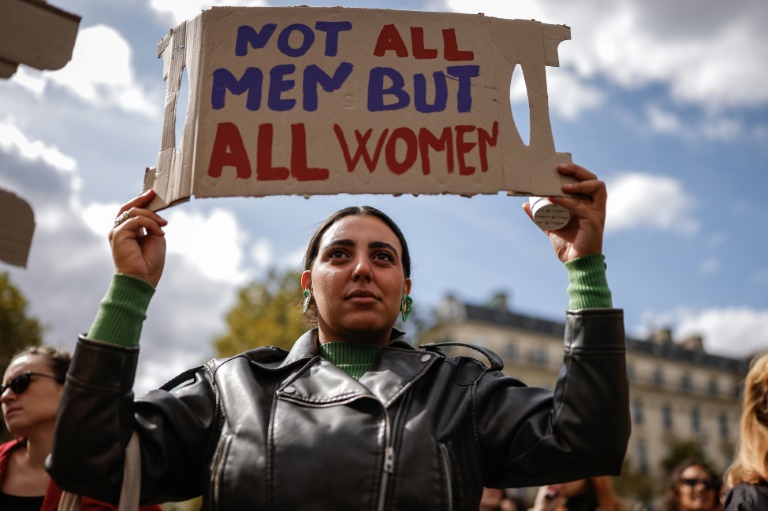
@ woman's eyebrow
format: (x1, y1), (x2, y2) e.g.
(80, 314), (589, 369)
(369, 241), (399, 257)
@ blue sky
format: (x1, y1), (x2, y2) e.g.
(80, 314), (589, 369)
(2, 0), (767, 394)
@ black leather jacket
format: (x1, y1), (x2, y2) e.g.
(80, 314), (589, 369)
(48, 309), (629, 510)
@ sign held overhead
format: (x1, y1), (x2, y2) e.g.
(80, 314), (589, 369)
(144, 7), (573, 210)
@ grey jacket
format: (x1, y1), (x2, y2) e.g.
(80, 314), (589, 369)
(48, 309), (629, 510)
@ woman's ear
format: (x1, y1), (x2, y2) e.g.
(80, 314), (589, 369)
(301, 271), (311, 290)
(404, 278), (412, 296)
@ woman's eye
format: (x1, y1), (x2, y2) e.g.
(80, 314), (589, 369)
(373, 251), (394, 263)
(328, 248), (348, 259)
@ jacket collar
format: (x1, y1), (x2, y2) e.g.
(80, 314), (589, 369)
(273, 329), (438, 408)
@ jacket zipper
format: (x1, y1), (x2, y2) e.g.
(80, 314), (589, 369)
(439, 442), (455, 511)
(376, 396), (408, 511)
(211, 433), (233, 511)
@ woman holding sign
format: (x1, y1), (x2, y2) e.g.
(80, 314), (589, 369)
(48, 163), (629, 510)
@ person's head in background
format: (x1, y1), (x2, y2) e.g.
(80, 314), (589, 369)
(664, 460), (721, 511)
(725, 351), (768, 489)
(2, 346), (69, 441)
(480, 487), (504, 511)
(536, 477), (622, 511)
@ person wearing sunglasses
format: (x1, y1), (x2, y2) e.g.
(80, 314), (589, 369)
(1, 346), (162, 511)
(662, 460), (722, 511)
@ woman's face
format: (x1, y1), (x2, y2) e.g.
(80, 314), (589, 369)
(1, 354), (64, 437)
(677, 465), (719, 511)
(304, 215), (411, 344)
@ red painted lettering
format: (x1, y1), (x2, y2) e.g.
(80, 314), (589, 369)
(334, 125), (389, 172)
(455, 125), (477, 175)
(208, 122), (252, 179)
(443, 28), (474, 61)
(291, 123), (329, 181)
(410, 27), (438, 59)
(256, 123), (289, 180)
(385, 128), (418, 174)
(418, 127), (454, 174)
(477, 121), (498, 172)
(373, 24), (409, 57)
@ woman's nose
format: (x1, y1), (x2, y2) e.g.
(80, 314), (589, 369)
(352, 256), (372, 282)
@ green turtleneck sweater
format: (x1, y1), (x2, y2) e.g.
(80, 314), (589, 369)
(88, 254), (612, 380)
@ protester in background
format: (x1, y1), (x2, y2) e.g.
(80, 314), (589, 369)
(722, 352), (768, 510)
(0, 346), (160, 511)
(662, 460), (721, 511)
(481, 487), (506, 511)
(48, 164), (630, 509)
(530, 476), (645, 511)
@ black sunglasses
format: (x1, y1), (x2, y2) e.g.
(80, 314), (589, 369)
(679, 478), (720, 490)
(1, 371), (64, 396)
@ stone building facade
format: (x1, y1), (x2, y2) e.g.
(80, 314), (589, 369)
(422, 294), (750, 484)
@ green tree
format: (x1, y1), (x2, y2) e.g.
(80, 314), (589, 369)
(1, 272), (45, 440)
(661, 438), (710, 476)
(214, 269), (307, 357)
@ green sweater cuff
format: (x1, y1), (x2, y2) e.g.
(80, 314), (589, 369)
(565, 254), (613, 310)
(87, 274), (155, 347)
(319, 342), (382, 381)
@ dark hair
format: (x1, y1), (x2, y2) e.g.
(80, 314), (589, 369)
(663, 459), (721, 511)
(301, 206), (411, 322)
(12, 346), (71, 381)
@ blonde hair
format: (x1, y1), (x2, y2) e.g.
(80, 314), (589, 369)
(725, 351), (768, 487)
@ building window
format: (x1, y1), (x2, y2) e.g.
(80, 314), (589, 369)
(637, 439), (649, 475)
(632, 399), (644, 425)
(662, 404), (673, 431)
(528, 348), (548, 367)
(719, 412), (729, 439)
(681, 373), (692, 392)
(653, 368), (664, 387)
(691, 407), (701, 433)
(505, 343), (518, 362)
(709, 378), (719, 397)
(627, 363), (636, 382)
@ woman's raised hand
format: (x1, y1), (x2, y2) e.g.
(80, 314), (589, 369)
(523, 163), (607, 263)
(108, 189), (168, 288)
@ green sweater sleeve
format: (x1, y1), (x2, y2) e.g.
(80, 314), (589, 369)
(564, 254), (613, 310)
(87, 274), (155, 347)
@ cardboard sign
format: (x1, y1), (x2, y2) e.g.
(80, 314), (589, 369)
(0, 189), (35, 268)
(0, 0), (81, 78)
(144, 7), (573, 211)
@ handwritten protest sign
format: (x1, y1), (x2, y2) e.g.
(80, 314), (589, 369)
(144, 7), (573, 210)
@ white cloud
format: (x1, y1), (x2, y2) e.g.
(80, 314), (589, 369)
(545, 70), (604, 121)
(675, 307), (768, 358)
(605, 172), (699, 234)
(698, 258), (720, 274)
(165, 208), (250, 284)
(0, 118), (77, 172)
(12, 26), (157, 117)
(150, 0), (268, 26)
(446, 0), (768, 113)
(645, 105), (744, 142)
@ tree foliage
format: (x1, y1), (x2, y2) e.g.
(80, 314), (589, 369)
(213, 270), (308, 357)
(1, 272), (45, 440)
(661, 438), (710, 476)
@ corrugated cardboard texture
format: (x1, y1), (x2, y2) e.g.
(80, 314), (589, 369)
(0, 0), (81, 78)
(145, 7), (573, 211)
(0, 189), (35, 268)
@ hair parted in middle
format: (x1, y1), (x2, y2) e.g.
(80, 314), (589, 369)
(300, 206), (411, 323)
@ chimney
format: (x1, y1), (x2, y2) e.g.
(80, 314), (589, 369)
(487, 292), (509, 312)
(679, 335), (704, 351)
(650, 328), (673, 345)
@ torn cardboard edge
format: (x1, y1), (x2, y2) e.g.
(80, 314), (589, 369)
(0, 0), (81, 78)
(0, 189), (36, 268)
(144, 6), (575, 211)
